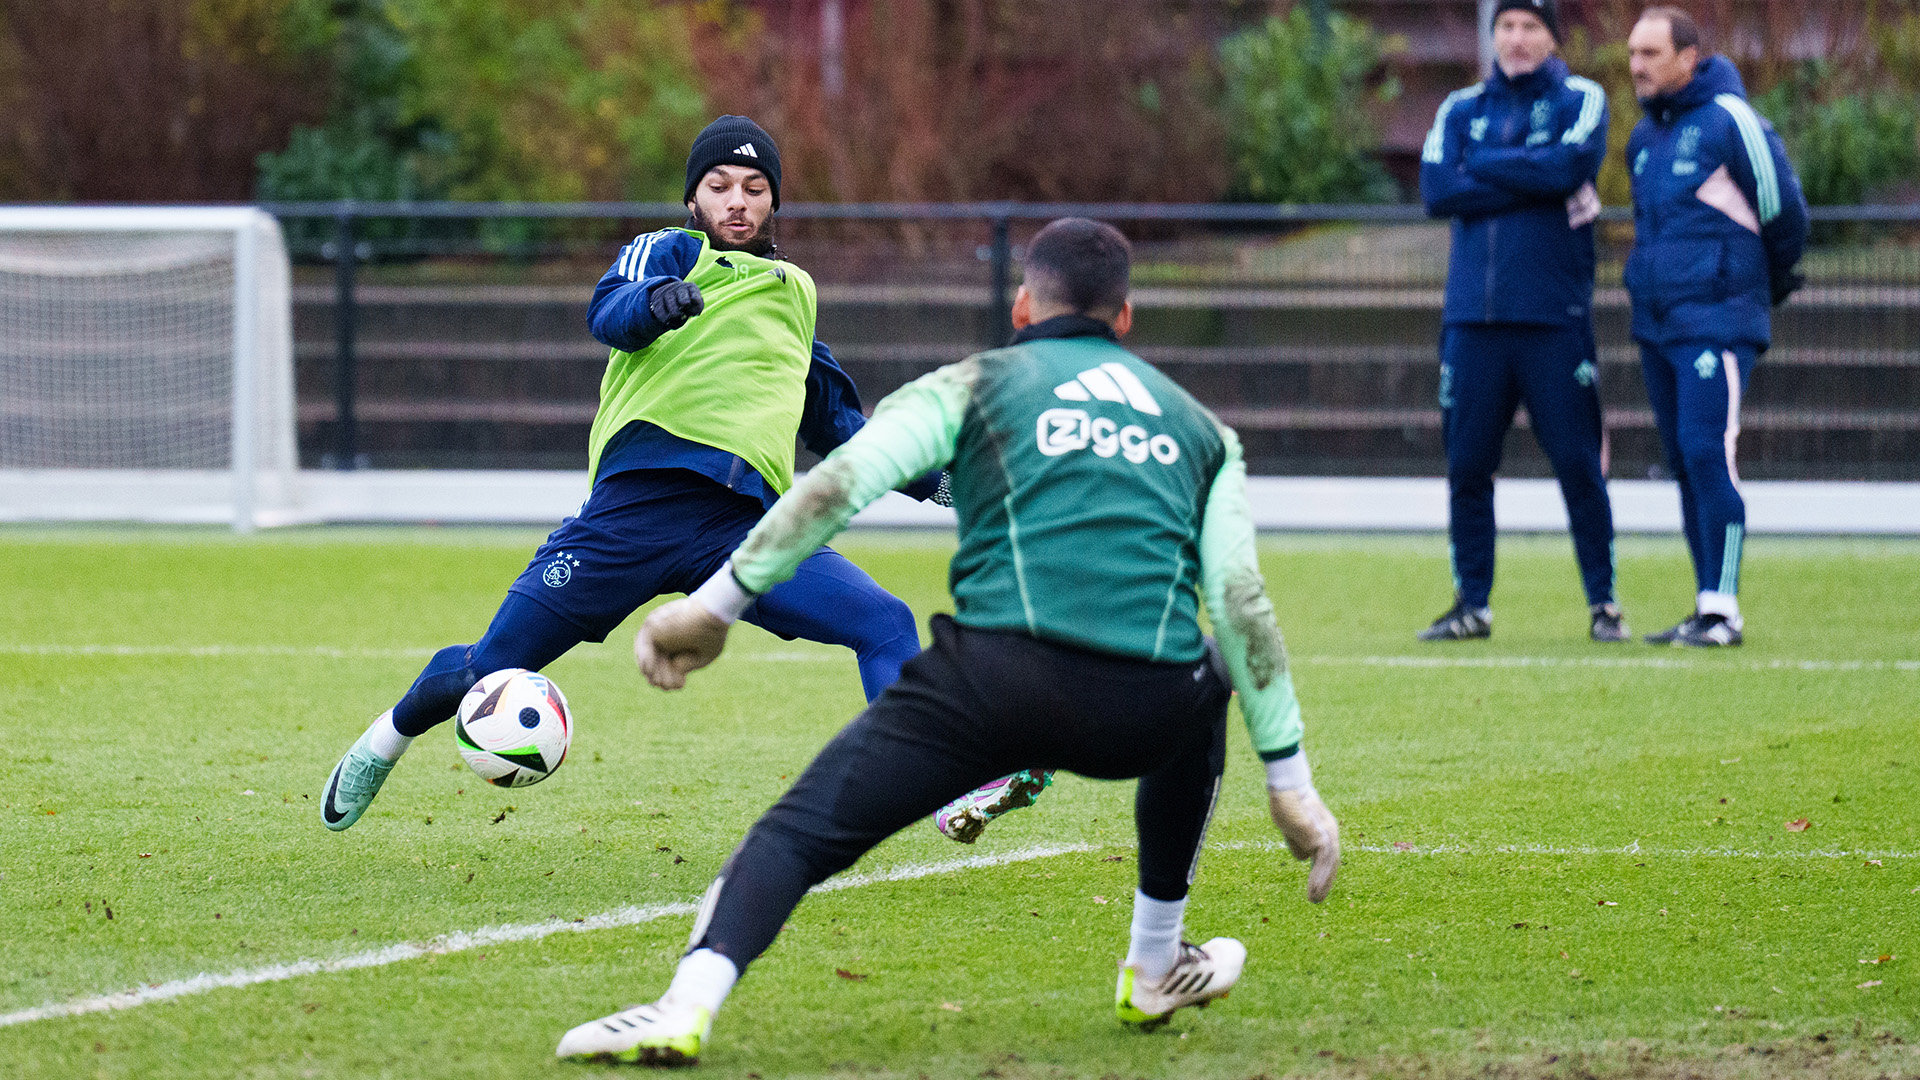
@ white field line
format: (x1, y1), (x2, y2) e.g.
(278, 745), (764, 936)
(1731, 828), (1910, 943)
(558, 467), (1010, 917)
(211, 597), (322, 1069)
(5, 831), (1909, 1031)
(0, 843), (1095, 1030)
(8, 642), (1916, 674)
(1224, 840), (1919, 860)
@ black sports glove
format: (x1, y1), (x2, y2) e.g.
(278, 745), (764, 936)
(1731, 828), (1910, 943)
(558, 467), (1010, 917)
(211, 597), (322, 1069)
(1770, 269), (1805, 308)
(931, 472), (954, 507)
(648, 279), (704, 329)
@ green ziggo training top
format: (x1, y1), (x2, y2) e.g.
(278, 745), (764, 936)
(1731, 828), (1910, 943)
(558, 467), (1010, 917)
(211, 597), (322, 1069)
(587, 229), (818, 491)
(727, 316), (1303, 759)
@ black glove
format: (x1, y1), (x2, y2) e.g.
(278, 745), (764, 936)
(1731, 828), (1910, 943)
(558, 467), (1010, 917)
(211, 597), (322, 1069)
(648, 280), (704, 329)
(1770, 269), (1805, 307)
(931, 472), (953, 507)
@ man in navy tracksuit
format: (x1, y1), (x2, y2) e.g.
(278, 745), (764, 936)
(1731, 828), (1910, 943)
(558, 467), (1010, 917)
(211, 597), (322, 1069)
(1418, 0), (1626, 643)
(1625, 7), (1808, 647)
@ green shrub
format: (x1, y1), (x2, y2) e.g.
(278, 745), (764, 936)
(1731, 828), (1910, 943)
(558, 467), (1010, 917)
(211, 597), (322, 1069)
(256, 0), (707, 211)
(1753, 60), (1919, 206)
(1218, 8), (1402, 204)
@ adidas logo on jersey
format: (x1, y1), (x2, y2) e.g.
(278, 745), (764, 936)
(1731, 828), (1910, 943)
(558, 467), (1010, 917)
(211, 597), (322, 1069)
(1053, 363), (1162, 416)
(733, 142), (759, 158)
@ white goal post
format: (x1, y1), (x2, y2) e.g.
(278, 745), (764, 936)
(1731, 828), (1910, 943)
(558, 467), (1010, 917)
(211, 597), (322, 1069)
(0, 206), (297, 532)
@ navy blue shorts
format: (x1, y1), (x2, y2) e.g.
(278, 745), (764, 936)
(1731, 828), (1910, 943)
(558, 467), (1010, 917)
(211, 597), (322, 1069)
(502, 469), (921, 686)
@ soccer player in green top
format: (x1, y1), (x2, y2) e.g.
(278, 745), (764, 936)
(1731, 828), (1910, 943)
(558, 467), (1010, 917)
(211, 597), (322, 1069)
(555, 218), (1342, 1067)
(319, 116), (972, 830)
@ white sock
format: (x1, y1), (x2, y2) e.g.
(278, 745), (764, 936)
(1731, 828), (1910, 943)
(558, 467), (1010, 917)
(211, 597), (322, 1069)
(1697, 590), (1741, 622)
(365, 710), (413, 762)
(665, 948), (739, 1014)
(1124, 891), (1186, 980)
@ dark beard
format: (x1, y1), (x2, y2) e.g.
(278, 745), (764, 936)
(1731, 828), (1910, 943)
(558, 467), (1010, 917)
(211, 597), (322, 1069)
(688, 206), (776, 257)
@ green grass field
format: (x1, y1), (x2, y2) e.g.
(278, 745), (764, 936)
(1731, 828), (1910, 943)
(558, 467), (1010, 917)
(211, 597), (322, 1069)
(2, 527), (1915, 1079)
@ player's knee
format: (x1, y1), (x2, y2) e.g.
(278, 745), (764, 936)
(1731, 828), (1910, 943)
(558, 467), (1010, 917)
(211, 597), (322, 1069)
(845, 588), (919, 652)
(1678, 440), (1732, 486)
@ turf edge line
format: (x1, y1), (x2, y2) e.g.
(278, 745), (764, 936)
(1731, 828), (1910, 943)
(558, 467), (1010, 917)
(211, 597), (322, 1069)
(0, 842), (1095, 1030)
(1222, 840), (1918, 860)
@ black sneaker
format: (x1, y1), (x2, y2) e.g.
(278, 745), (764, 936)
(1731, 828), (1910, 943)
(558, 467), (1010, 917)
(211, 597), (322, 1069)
(1672, 612), (1742, 647)
(1644, 612), (1699, 644)
(1418, 599), (1491, 641)
(1589, 603), (1630, 642)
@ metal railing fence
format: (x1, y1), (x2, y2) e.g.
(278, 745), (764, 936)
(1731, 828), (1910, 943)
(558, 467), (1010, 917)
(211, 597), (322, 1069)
(261, 201), (1920, 480)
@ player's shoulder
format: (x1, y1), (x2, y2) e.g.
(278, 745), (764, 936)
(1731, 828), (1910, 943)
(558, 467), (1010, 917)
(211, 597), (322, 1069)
(1561, 74), (1606, 105)
(612, 228), (704, 280)
(1435, 82), (1487, 119)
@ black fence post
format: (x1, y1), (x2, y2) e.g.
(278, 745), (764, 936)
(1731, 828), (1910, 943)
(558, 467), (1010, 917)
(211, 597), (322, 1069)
(987, 212), (1012, 348)
(332, 203), (359, 470)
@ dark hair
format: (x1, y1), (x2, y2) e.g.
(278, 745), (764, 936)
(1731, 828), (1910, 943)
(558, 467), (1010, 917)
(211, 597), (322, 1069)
(1640, 6), (1703, 52)
(1022, 218), (1131, 316)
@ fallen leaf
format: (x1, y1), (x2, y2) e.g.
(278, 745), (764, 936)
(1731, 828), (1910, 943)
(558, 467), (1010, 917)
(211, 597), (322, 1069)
(138, 853), (152, 859)
(1102, 855), (1123, 862)
(1858, 980), (1882, 989)
(1393, 841), (1415, 851)
(1597, 900), (1618, 907)
(940, 1002), (963, 1012)
(834, 968), (867, 981)
(1784, 818), (1811, 832)
(1091, 895), (1109, 905)
(1865, 860), (1883, 867)
(1568, 969), (1582, 979)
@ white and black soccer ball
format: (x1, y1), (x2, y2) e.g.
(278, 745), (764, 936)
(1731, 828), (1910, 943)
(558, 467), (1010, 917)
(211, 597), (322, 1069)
(454, 668), (572, 788)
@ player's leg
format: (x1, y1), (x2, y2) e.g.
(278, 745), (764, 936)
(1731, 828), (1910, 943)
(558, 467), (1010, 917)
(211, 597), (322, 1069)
(1639, 342), (1706, 642)
(741, 548), (1054, 843)
(1667, 344), (1754, 646)
(739, 547), (923, 702)
(1517, 324), (1624, 639)
(557, 618), (1235, 1061)
(557, 615), (1022, 1064)
(1117, 671), (1239, 1027)
(1426, 325), (1519, 639)
(323, 469), (715, 831)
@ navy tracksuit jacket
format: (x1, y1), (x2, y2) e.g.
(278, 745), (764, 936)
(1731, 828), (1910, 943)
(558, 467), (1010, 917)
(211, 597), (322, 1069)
(1626, 55), (1808, 599)
(1421, 56), (1616, 610)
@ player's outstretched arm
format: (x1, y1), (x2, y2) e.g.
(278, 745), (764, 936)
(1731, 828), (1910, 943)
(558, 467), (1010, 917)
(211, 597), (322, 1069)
(1198, 423), (1340, 903)
(633, 360), (976, 690)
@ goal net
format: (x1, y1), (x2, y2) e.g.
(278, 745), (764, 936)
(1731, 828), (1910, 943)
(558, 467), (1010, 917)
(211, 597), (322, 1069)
(0, 207), (297, 531)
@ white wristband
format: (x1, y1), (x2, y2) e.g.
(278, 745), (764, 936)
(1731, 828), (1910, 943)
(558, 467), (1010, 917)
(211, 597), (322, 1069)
(1264, 750), (1313, 792)
(689, 562), (756, 624)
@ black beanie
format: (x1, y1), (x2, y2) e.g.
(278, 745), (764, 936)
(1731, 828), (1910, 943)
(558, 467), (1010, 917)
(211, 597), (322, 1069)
(1492, 0), (1560, 40)
(683, 115), (782, 210)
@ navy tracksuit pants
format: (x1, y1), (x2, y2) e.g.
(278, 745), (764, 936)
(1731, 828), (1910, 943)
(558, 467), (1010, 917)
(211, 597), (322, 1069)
(1639, 341), (1757, 597)
(1440, 323), (1616, 609)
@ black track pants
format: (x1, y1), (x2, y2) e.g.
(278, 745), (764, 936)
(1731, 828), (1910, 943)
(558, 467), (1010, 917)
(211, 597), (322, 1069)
(688, 614), (1231, 973)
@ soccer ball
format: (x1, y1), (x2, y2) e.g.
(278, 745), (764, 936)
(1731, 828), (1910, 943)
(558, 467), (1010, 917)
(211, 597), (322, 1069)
(454, 668), (572, 788)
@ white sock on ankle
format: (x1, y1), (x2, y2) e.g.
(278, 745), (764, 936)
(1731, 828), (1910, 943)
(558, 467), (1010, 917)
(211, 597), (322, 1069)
(665, 948), (739, 1014)
(1124, 891), (1186, 980)
(366, 710), (413, 762)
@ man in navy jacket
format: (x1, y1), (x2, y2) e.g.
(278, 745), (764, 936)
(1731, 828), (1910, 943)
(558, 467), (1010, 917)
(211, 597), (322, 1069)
(1419, 0), (1625, 643)
(1625, 7), (1809, 646)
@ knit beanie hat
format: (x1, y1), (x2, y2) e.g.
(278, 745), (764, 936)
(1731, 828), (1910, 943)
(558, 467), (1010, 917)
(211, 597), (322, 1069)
(1492, 0), (1560, 40)
(683, 115), (782, 209)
